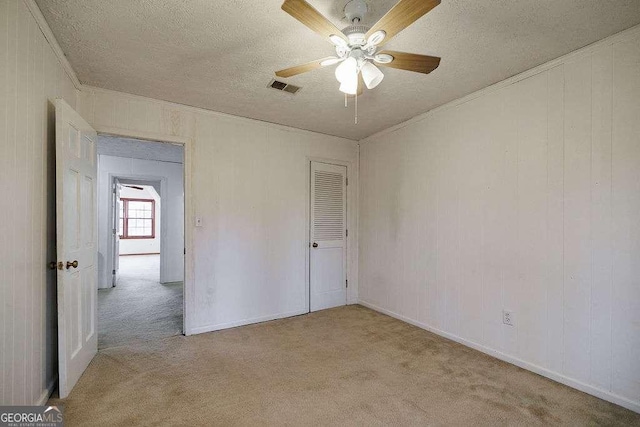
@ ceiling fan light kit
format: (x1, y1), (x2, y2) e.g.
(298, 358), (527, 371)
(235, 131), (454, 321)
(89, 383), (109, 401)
(335, 57), (358, 84)
(361, 61), (384, 89)
(276, 0), (442, 123)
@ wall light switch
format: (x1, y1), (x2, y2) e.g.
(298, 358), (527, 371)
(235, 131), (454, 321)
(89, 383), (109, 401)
(195, 217), (203, 227)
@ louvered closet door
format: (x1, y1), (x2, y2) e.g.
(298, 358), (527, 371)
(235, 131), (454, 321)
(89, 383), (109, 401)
(310, 161), (347, 312)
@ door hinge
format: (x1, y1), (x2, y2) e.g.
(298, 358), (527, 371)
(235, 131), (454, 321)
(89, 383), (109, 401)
(184, 248), (186, 255)
(346, 279), (348, 288)
(346, 177), (348, 186)
(346, 229), (348, 237)
(112, 228), (117, 235)
(112, 269), (116, 275)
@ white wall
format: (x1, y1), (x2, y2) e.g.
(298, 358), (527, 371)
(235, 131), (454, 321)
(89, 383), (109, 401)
(77, 86), (360, 335)
(97, 155), (183, 287)
(359, 27), (640, 412)
(118, 185), (161, 255)
(0, 0), (79, 405)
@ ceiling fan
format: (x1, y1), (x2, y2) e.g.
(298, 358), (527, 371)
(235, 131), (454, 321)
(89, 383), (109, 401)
(275, 0), (441, 97)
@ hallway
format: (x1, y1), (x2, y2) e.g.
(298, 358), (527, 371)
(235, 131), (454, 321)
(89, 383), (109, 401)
(98, 255), (183, 349)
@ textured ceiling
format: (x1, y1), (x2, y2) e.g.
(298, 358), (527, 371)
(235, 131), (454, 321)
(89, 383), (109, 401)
(38, 0), (640, 140)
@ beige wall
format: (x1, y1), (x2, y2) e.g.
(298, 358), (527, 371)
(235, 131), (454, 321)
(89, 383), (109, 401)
(359, 27), (640, 412)
(77, 86), (360, 335)
(0, 0), (78, 405)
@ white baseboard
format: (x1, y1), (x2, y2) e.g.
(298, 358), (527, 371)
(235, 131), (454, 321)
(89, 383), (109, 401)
(37, 377), (57, 406)
(359, 300), (640, 414)
(187, 308), (308, 335)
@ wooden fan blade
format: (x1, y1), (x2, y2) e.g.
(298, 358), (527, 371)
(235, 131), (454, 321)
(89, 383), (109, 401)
(282, 0), (348, 43)
(276, 57), (338, 78)
(377, 51), (441, 74)
(366, 0), (440, 47)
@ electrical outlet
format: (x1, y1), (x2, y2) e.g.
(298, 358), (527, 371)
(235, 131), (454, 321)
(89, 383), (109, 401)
(503, 310), (514, 326)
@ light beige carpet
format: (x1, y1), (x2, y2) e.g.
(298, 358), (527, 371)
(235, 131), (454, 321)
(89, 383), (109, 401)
(50, 305), (639, 426)
(98, 255), (182, 349)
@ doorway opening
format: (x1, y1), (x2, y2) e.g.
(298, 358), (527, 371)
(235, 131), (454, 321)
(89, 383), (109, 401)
(96, 135), (185, 349)
(115, 181), (161, 283)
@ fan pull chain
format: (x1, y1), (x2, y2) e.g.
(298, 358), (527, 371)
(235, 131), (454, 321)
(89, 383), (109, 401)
(355, 91), (358, 124)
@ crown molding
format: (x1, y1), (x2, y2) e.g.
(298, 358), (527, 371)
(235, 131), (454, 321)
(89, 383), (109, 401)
(23, 0), (82, 89)
(80, 85), (359, 143)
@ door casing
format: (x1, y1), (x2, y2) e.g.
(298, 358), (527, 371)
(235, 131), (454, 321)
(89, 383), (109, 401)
(94, 128), (194, 335)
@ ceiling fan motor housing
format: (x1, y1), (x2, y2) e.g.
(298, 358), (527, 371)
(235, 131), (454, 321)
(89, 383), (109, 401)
(342, 25), (370, 46)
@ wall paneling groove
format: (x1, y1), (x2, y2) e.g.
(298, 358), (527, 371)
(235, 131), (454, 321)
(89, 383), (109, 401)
(0, 0), (78, 405)
(359, 28), (640, 412)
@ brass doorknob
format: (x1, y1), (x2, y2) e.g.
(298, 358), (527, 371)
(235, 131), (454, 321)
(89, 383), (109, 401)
(66, 260), (79, 269)
(312, 242), (318, 248)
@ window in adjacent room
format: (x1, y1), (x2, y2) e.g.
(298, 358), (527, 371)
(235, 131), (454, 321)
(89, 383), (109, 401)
(119, 198), (155, 239)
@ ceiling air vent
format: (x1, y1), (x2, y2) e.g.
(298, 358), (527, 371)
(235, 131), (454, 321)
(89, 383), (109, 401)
(268, 79), (301, 95)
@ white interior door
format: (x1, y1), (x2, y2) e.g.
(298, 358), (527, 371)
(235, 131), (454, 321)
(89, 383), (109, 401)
(310, 161), (347, 312)
(55, 99), (98, 398)
(112, 180), (121, 286)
